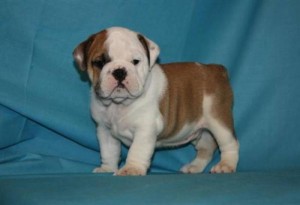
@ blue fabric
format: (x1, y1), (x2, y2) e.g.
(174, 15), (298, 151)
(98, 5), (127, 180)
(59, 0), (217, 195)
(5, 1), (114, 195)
(1, 172), (300, 204)
(1, 0), (300, 176)
(1, 1), (300, 204)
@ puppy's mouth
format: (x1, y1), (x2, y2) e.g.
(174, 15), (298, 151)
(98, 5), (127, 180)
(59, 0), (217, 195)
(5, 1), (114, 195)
(94, 82), (141, 102)
(112, 83), (128, 95)
(116, 82), (125, 89)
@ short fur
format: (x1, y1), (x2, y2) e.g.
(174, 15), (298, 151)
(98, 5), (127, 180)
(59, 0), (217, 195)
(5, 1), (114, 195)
(73, 27), (239, 176)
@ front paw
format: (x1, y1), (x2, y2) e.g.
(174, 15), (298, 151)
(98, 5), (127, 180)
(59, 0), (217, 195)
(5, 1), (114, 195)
(180, 164), (204, 174)
(115, 165), (147, 176)
(93, 165), (115, 173)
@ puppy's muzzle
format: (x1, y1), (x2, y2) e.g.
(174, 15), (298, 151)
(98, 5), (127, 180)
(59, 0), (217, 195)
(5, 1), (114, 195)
(112, 68), (127, 83)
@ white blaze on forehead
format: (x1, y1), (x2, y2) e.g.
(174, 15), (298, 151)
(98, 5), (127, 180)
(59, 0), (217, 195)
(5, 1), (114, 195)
(106, 27), (145, 61)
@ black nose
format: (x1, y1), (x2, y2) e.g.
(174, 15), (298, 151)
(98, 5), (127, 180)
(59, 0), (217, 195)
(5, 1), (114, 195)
(112, 68), (127, 81)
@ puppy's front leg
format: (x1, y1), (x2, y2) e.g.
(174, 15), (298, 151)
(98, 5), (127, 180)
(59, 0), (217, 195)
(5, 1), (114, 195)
(93, 126), (121, 173)
(116, 128), (156, 176)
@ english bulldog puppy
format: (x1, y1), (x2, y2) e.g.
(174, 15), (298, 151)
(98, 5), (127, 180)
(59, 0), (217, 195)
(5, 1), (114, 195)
(73, 27), (239, 176)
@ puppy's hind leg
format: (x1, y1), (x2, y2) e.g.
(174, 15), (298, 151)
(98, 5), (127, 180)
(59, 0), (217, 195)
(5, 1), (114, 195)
(208, 118), (239, 174)
(181, 130), (217, 174)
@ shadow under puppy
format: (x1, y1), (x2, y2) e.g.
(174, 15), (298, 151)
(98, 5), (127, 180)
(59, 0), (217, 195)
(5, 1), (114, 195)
(73, 27), (239, 176)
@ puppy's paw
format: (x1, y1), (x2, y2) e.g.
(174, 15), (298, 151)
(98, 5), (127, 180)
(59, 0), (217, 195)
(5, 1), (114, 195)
(115, 165), (146, 176)
(93, 165), (115, 173)
(210, 161), (236, 174)
(180, 164), (204, 174)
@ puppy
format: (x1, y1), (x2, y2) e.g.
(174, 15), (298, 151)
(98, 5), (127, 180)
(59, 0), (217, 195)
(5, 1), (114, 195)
(73, 27), (239, 176)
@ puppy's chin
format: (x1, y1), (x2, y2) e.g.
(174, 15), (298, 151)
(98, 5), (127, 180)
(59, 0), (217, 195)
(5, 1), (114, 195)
(112, 97), (129, 104)
(95, 87), (142, 105)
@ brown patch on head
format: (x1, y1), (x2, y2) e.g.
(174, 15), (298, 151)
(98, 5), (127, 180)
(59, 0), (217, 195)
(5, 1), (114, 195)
(158, 63), (234, 139)
(137, 34), (150, 66)
(73, 30), (108, 86)
(73, 34), (96, 71)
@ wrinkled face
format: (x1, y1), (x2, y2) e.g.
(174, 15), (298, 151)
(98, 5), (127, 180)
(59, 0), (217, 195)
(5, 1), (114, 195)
(73, 27), (159, 105)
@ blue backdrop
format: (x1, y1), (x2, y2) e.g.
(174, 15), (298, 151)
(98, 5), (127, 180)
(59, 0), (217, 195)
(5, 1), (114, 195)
(1, 0), (300, 175)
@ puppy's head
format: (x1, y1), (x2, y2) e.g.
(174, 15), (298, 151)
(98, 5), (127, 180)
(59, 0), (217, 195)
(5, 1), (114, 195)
(73, 27), (160, 104)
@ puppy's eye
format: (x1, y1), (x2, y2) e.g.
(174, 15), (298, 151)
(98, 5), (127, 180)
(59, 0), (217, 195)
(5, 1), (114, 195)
(92, 53), (111, 70)
(92, 60), (105, 69)
(132, 59), (140, 66)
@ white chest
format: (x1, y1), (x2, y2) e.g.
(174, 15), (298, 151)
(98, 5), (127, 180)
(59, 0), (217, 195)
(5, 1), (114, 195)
(103, 107), (136, 146)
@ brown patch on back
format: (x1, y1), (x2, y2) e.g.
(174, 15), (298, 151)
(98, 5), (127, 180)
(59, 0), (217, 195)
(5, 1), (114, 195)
(158, 63), (234, 139)
(204, 64), (234, 132)
(158, 63), (204, 139)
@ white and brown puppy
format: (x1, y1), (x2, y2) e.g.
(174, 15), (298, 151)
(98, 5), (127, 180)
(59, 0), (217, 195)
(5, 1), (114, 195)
(73, 27), (239, 176)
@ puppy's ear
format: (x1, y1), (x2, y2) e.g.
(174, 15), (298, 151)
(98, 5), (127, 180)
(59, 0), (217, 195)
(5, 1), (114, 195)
(73, 34), (96, 71)
(137, 34), (160, 68)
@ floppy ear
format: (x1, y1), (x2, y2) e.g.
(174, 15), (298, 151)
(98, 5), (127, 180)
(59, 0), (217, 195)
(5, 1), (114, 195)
(137, 34), (160, 68)
(73, 34), (96, 71)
